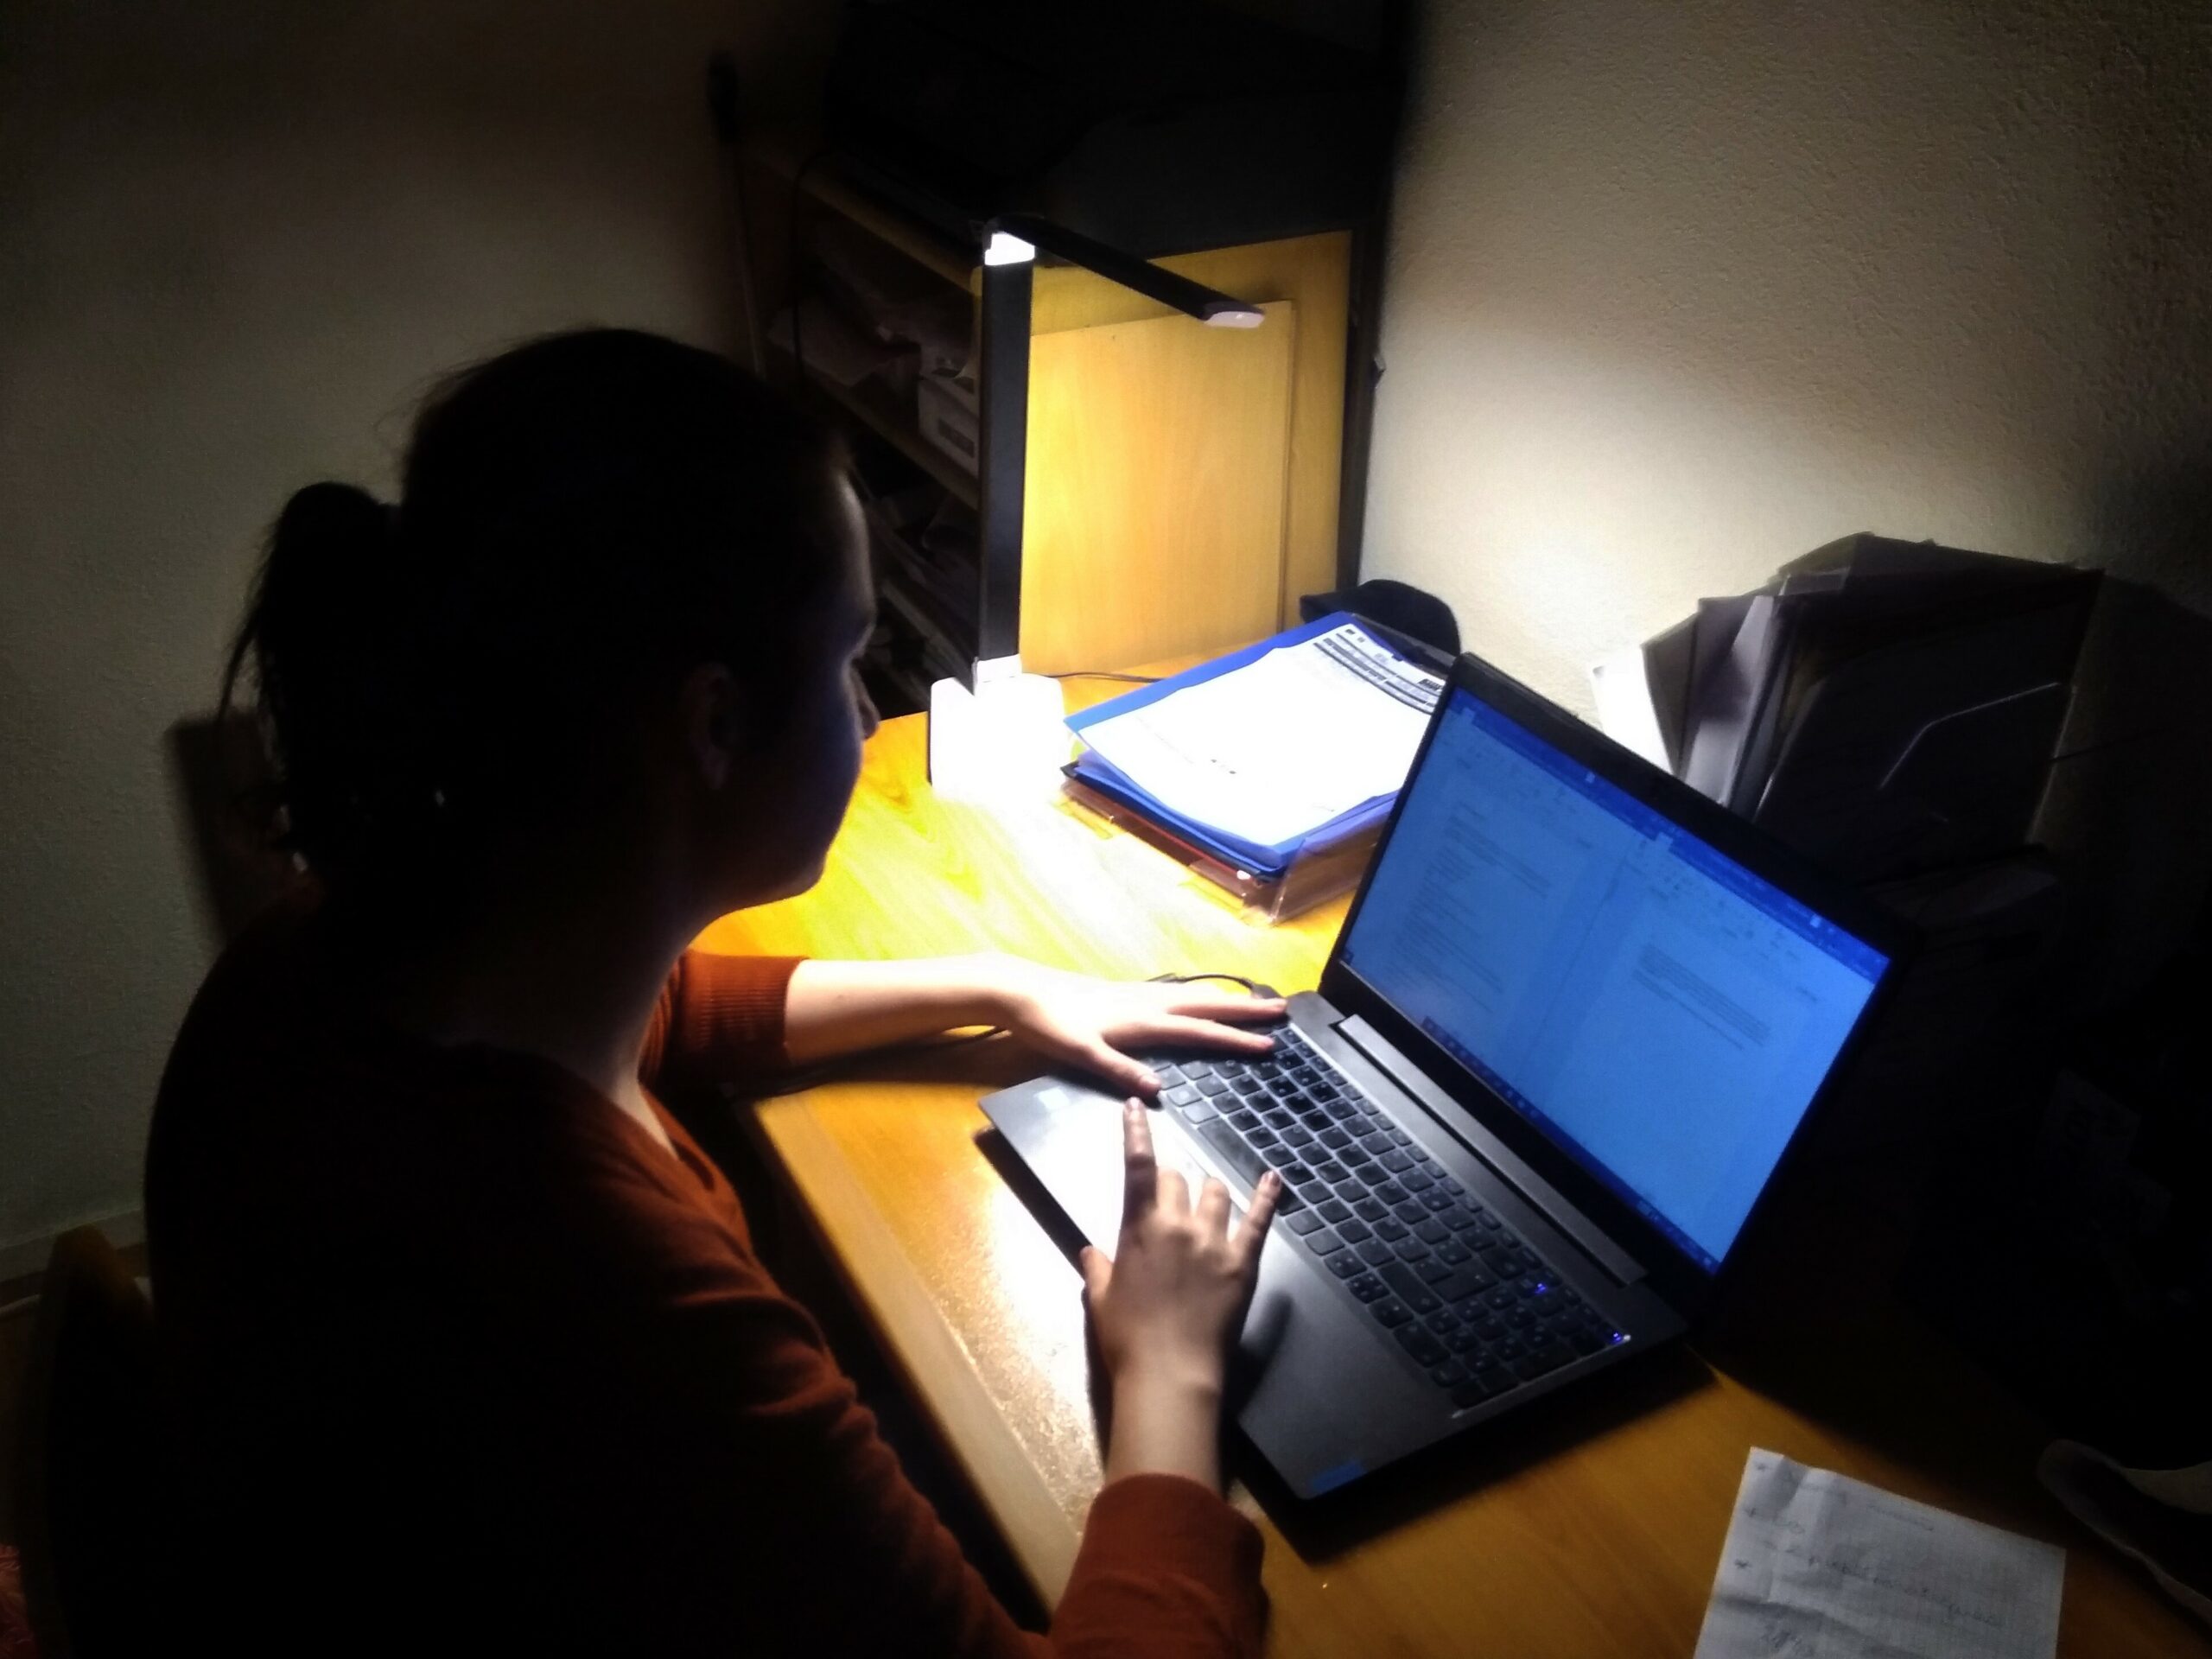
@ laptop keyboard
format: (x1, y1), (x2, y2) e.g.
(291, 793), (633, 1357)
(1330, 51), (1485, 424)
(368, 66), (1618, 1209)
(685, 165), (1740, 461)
(1153, 1027), (1627, 1412)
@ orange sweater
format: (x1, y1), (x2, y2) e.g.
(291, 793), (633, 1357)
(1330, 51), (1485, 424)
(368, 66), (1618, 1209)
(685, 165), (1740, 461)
(145, 902), (1267, 1656)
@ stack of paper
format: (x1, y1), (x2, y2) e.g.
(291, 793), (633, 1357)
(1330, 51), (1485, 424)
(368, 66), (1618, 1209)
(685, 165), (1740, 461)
(1696, 1448), (2066, 1659)
(1065, 614), (1446, 881)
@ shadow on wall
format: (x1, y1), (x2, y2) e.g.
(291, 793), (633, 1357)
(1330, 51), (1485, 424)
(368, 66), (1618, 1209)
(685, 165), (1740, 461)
(2039, 448), (2212, 1007)
(165, 714), (296, 947)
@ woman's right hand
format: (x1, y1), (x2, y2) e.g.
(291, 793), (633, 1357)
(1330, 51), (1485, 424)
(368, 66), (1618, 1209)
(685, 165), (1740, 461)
(1080, 1100), (1280, 1491)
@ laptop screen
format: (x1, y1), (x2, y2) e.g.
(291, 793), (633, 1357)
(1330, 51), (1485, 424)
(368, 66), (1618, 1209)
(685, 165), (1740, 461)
(1338, 686), (1889, 1271)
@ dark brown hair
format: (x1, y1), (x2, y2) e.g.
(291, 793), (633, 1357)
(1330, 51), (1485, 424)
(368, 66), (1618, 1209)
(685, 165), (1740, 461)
(224, 328), (847, 902)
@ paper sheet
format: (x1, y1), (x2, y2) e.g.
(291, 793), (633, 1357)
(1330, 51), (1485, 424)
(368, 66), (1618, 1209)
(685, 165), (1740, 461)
(1075, 623), (1440, 849)
(1694, 1449), (2065, 1659)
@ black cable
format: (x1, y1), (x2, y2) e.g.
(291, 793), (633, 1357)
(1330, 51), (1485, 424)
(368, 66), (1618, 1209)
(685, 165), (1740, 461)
(1052, 671), (1162, 684)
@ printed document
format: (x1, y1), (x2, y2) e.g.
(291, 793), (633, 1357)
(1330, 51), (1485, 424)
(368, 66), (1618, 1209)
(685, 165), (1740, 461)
(1075, 624), (1442, 850)
(1695, 1449), (2064, 1659)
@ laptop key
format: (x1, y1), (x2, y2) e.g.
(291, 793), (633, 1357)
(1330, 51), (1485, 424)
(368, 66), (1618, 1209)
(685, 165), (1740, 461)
(1402, 1167), (1436, 1193)
(1417, 1257), (1456, 1284)
(1376, 1180), (1412, 1206)
(1338, 1218), (1374, 1244)
(1436, 1241), (1472, 1266)
(1326, 1251), (1362, 1280)
(1353, 1197), (1389, 1223)
(1391, 1201), (1427, 1225)
(1317, 1198), (1352, 1225)
(1285, 1209), (1327, 1236)
(1473, 1365), (1516, 1398)
(1429, 1360), (1470, 1389)
(1420, 1189), (1456, 1213)
(1393, 1237), (1432, 1264)
(1516, 1344), (1575, 1382)
(1378, 1149), (1414, 1174)
(1356, 1239), (1395, 1268)
(1414, 1219), (1451, 1245)
(1347, 1274), (1388, 1303)
(1161, 1083), (1202, 1109)
(1371, 1298), (1414, 1328)
(1432, 1267), (1492, 1304)
(1180, 1099), (1220, 1124)
(1378, 1261), (1441, 1313)
(1304, 1229), (1348, 1257)
(1332, 1178), (1370, 1204)
(1374, 1217), (1410, 1243)
(1395, 1325), (1447, 1367)
(1193, 1119), (1268, 1189)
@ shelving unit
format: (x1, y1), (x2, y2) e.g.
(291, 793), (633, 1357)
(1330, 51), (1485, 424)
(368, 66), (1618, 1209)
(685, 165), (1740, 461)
(734, 140), (1352, 715)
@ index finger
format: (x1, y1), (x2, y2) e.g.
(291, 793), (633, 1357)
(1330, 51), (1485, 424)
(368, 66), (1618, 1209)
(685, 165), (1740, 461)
(1163, 992), (1290, 1026)
(1120, 1098), (1158, 1224)
(1230, 1169), (1282, 1270)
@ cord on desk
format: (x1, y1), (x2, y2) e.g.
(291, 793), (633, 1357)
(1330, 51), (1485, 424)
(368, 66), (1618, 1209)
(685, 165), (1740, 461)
(740, 972), (1279, 1098)
(1051, 671), (1162, 684)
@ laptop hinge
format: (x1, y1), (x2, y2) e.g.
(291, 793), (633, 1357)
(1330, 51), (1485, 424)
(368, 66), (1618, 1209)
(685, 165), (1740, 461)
(1337, 1015), (1649, 1287)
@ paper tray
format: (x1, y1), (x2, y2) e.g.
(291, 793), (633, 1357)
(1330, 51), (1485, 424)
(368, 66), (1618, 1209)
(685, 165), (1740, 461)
(1061, 774), (1381, 923)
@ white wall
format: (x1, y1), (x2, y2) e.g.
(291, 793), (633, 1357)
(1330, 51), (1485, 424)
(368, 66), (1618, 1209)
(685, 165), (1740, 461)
(0, 1), (835, 1258)
(1364, 0), (2211, 715)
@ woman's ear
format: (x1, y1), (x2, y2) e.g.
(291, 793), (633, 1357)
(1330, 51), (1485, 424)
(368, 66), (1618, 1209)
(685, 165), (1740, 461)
(681, 663), (743, 792)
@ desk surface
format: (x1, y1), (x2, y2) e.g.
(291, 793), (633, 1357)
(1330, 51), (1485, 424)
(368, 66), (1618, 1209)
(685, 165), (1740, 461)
(697, 694), (2207, 1659)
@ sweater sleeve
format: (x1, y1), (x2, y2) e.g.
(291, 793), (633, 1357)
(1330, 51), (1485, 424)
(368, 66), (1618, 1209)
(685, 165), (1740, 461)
(639, 950), (804, 1099)
(564, 1150), (1267, 1659)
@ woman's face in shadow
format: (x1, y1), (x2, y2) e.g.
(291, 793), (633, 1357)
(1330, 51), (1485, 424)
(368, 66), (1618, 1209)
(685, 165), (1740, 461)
(709, 478), (880, 909)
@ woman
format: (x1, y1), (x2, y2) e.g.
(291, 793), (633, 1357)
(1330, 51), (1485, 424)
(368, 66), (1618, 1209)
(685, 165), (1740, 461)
(146, 329), (1284, 1656)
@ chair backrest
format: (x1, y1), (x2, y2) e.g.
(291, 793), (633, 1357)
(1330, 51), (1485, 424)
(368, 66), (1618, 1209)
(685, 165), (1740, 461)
(14, 1227), (164, 1658)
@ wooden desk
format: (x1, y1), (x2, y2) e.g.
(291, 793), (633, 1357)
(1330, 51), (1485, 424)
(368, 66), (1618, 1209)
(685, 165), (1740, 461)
(697, 699), (2207, 1658)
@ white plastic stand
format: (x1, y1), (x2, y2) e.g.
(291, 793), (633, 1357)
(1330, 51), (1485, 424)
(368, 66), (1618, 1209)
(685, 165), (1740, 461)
(927, 658), (1071, 802)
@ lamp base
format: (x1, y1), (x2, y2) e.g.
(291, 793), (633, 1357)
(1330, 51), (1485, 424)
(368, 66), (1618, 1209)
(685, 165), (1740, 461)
(927, 671), (1071, 802)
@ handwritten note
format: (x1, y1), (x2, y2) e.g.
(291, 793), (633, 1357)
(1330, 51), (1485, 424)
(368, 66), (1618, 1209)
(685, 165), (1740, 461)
(1694, 1449), (2064, 1659)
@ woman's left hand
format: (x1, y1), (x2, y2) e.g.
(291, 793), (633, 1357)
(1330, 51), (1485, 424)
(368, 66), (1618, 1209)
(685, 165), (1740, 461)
(985, 960), (1285, 1097)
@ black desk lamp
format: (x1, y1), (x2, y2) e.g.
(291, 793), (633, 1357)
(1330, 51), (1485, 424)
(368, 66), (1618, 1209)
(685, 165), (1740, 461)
(930, 214), (1266, 796)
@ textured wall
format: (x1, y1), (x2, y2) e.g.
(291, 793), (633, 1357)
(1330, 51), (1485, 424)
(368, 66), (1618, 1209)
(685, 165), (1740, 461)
(1364, 1), (2211, 716)
(0, 1), (833, 1255)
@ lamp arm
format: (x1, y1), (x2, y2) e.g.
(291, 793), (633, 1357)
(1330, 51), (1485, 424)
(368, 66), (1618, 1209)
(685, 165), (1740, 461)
(987, 213), (1264, 327)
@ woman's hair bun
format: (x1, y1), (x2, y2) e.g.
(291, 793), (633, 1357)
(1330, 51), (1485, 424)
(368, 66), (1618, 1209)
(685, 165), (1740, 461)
(270, 480), (391, 573)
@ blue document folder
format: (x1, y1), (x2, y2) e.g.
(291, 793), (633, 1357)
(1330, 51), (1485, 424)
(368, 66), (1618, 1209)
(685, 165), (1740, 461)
(1065, 613), (1443, 880)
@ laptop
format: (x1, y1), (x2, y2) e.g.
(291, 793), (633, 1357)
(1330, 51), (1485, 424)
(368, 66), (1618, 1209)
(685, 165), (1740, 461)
(982, 650), (1911, 1500)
